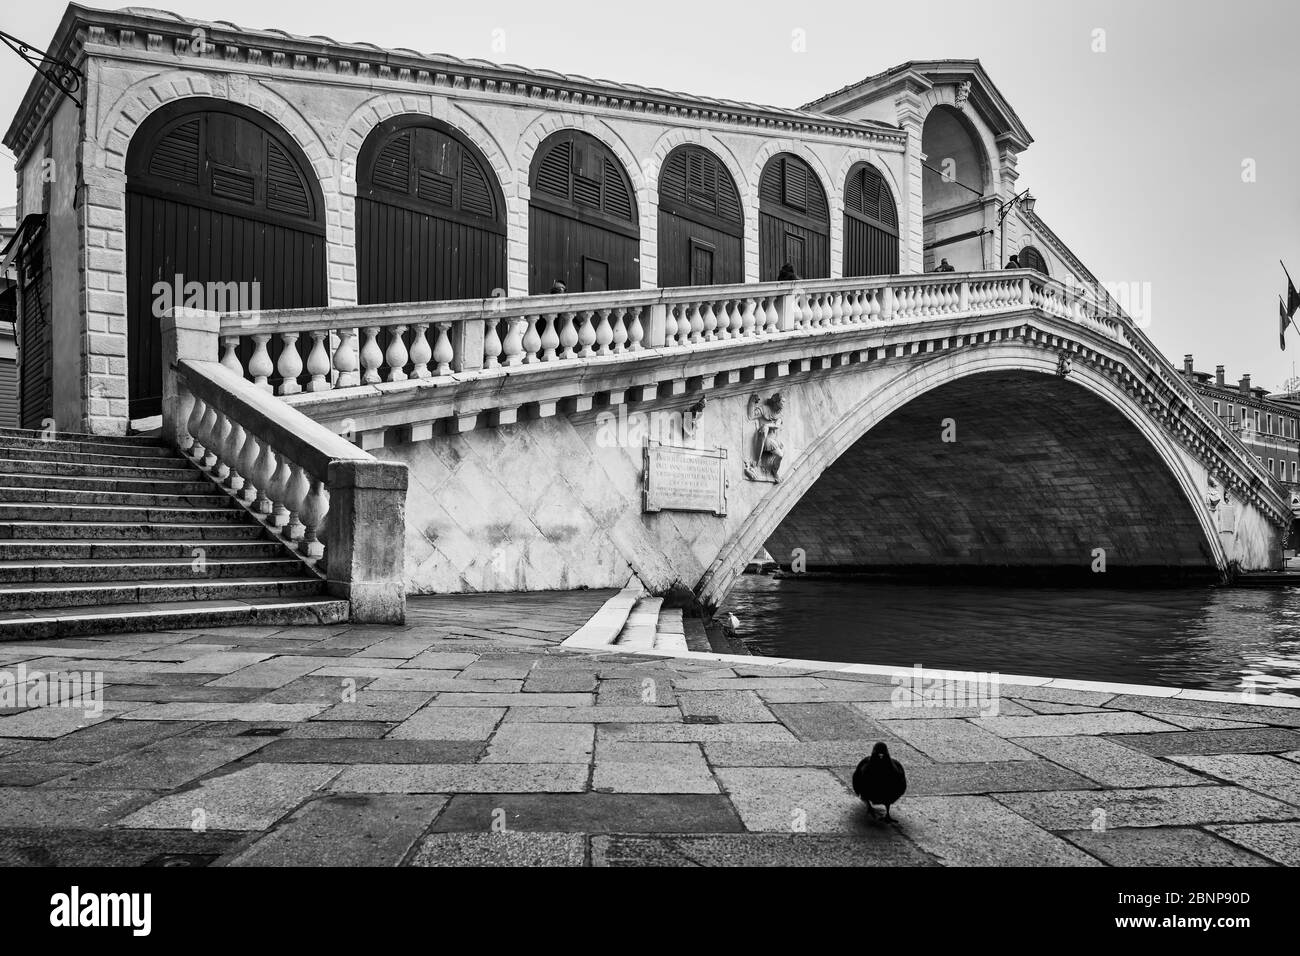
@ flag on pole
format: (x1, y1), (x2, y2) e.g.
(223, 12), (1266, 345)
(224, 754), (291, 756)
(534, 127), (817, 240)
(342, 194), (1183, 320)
(1283, 261), (1300, 317)
(1282, 297), (1289, 350)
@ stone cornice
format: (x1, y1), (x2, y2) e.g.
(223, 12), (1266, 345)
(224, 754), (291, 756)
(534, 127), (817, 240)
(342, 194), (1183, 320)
(4, 4), (907, 161)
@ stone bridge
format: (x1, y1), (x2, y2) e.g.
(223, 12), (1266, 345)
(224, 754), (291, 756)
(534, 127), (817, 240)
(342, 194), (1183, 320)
(164, 269), (1288, 617)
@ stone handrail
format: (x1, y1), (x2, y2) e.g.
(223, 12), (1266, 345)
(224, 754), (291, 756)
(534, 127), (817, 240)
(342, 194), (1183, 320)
(161, 308), (409, 623)
(213, 269), (1122, 396)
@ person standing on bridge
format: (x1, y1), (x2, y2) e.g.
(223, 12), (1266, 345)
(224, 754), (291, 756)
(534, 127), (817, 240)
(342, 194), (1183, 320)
(936, 258), (955, 272)
(1005, 254), (1021, 269)
(777, 263), (799, 281)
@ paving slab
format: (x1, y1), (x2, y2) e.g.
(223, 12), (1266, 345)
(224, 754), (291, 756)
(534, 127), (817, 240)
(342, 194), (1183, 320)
(1108, 728), (1300, 757)
(482, 723), (595, 764)
(592, 742), (716, 794)
(898, 795), (1102, 866)
(767, 702), (890, 742)
(0, 827), (248, 866)
(843, 759), (1100, 796)
(881, 719), (1036, 762)
(226, 795), (446, 866)
(330, 763), (589, 794)
(591, 832), (936, 866)
(1207, 822), (1300, 866)
(314, 691), (434, 722)
(0, 787), (154, 827)
(1062, 827), (1276, 866)
(48, 737), (270, 790)
(716, 767), (863, 833)
(1170, 753), (1300, 806)
(431, 793), (745, 833)
(207, 657), (331, 689)
(245, 738), (483, 764)
(677, 690), (776, 723)
(994, 785), (1300, 830)
(597, 722), (798, 743)
(1015, 736), (1205, 788)
(595, 677), (679, 706)
(388, 707), (505, 741)
(410, 832), (586, 866)
(969, 711), (1181, 737)
(116, 763), (341, 830)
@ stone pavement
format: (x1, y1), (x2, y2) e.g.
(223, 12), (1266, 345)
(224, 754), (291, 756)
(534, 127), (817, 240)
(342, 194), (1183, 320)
(1, 589), (1299, 866)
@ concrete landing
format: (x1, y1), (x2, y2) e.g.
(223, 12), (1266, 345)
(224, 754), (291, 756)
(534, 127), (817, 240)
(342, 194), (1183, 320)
(0, 589), (1296, 866)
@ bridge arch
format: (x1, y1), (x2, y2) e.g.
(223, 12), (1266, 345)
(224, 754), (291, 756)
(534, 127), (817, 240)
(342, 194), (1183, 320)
(698, 344), (1227, 607)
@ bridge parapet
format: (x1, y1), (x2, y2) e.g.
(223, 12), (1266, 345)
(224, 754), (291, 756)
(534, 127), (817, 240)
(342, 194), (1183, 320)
(212, 268), (1119, 397)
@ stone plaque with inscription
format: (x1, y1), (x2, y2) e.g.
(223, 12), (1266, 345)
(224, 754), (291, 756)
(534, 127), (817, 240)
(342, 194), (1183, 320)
(643, 442), (728, 516)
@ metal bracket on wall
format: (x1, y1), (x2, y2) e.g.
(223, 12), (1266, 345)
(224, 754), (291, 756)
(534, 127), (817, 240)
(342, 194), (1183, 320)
(0, 29), (83, 109)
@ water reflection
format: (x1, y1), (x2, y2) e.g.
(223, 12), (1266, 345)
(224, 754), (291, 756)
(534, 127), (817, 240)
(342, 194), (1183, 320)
(719, 575), (1300, 696)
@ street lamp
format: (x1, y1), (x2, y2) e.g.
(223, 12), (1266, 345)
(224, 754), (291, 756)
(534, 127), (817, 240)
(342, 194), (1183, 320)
(998, 188), (1036, 267)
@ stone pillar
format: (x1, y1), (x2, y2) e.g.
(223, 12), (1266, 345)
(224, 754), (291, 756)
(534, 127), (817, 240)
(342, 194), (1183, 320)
(995, 137), (1022, 269)
(894, 87), (927, 275)
(159, 308), (220, 447)
(325, 459), (409, 624)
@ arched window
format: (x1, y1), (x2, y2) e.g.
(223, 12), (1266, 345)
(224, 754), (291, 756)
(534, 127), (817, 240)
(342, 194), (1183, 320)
(356, 117), (507, 304)
(1018, 245), (1049, 275)
(758, 154), (830, 281)
(529, 130), (639, 293)
(657, 144), (743, 287)
(126, 100), (326, 418)
(843, 162), (899, 277)
(921, 105), (991, 271)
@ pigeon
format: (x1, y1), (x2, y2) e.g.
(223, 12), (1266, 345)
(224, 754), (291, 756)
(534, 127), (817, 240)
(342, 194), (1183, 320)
(852, 742), (907, 821)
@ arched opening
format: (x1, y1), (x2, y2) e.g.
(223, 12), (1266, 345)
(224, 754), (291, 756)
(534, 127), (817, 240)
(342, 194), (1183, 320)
(921, 105), (991, 273)
(656, 144), (743, 287)
(762, 371), (1216, 580)
(126, 99), (326, 419)
(842, 161), (899, 277)
(528, 130), (639, 294)
(356, 116), (507, 304)
(758, 153), (830, 281)
(1018, 245), (1049, 275)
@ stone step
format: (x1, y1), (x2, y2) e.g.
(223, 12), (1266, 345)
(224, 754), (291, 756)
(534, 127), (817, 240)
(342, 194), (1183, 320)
(0, 539), (286, 561)
(0, 577), (324, 611)
(0, 557), (307, 584)
(0, 472), (217, 496)
(0, 485), (236, 509)
(0, 503), (247, 524)
(614, 596), (663, 650)
(0, 521), (269, 541)
(0, 433), (176, 459)
(0, 596), (349, 641)
(0, 444), (188, 469)
(0, 457), (198, 482)
(0, 426), (166, 449)
(654, 607), (689, 653)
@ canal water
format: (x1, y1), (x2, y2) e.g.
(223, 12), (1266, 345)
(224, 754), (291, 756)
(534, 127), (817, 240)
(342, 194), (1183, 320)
(719, 574), (1300, 696)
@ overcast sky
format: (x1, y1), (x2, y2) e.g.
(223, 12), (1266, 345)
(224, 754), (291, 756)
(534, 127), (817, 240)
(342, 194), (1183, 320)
(2, 0), (1297, 388)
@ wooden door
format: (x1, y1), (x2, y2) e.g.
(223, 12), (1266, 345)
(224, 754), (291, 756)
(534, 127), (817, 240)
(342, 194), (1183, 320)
(657, 145), (743, 287)
(758, 154), (829, 281)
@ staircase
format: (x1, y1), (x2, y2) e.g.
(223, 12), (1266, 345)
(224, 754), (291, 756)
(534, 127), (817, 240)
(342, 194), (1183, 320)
(0, 428), (349, 639)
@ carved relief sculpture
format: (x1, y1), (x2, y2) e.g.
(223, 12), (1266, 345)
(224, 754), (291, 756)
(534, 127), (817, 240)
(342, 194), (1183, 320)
(743, 392), (786, 483)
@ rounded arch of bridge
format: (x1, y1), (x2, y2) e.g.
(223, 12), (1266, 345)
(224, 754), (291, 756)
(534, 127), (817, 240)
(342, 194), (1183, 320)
(517, 114), (652, 289)
(697, 344), (1226, 607)
(918, 87), (999, 196)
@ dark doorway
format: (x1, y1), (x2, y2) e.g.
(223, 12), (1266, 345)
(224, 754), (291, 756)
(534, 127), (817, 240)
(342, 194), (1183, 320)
(356, 117), (507, 304)
(758, 153), (829, 280)
(529, 131), (639, 294)
(843, 162), (899, 277)
(126, 99), (326, 418)
(1018, 245), (1049, 275)
(657, 144), (743, 287)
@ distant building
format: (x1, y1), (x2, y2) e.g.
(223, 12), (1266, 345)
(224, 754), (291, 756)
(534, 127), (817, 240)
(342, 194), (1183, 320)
(1180, 355), (1299, 490)
(0, 206), (17, 428)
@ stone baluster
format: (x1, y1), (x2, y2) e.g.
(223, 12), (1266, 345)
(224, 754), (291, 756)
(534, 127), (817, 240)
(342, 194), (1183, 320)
(522, 313), (543, 363)
(220, 336), (242, 376)
(558, 311), (579, 359)
(627, 306), (645, 351)
(276, 332), (302, 395)
(765, 296), (781, 334)
(236, 429), (260, 502)
(299, 479), (328, 559)
(221, 420), (245, 492)
(196, 402), (219, 471)
(482, 317), (503, 369)
(385, 325), (410, 382)
(251, 439), (276, 515)
(594, 308), (613, 356)
(304, 331), (331, 392)
(249, 334), (274, 391)
(540, 313), (560, 361)
(268, 451), (293, 528)
(409, 324), (432, 378)
(182, 393), (204, 458)
(284, 463), (310, 544)
(576, 310), (597, 357)
(502, 316), (527, 366)
(738, 297), (755, 337)
(700, 301), (717, 341)
(610, 307), (628, 354)
(687, 302), (704, 343)
(359, 328), (383, 384)
(333, 329), (360, 388)
(432, 322), (454, 375)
